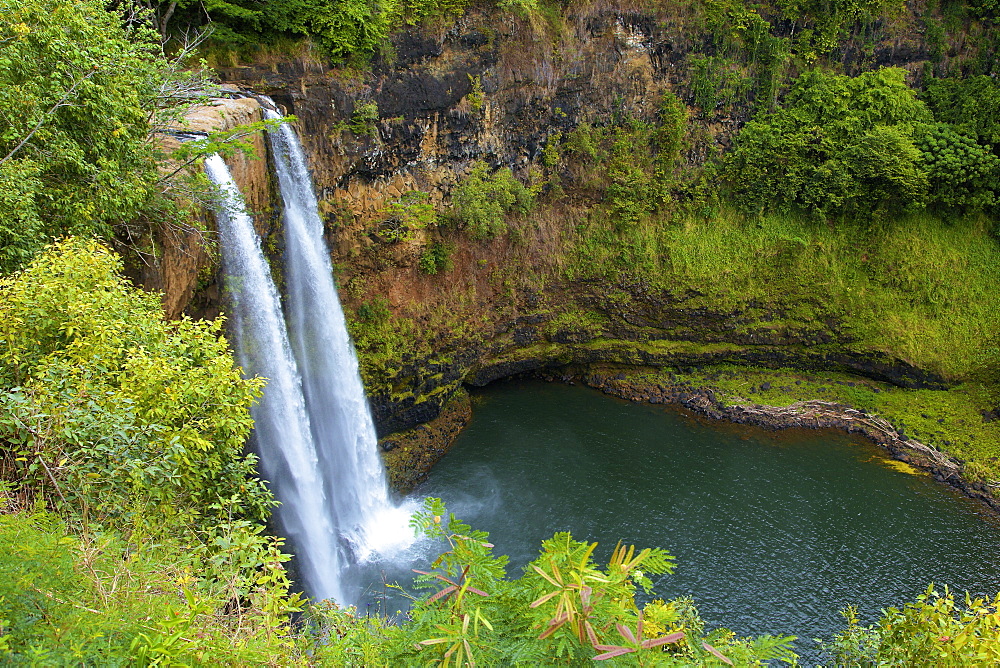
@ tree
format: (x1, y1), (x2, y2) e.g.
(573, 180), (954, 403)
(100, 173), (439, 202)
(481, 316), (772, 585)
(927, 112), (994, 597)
(0, 0), (163, 273)
(725, 68), (933, 217)
(0, 238), (271, 527)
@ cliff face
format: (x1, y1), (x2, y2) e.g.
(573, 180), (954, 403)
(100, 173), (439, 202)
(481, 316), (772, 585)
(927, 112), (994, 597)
(119, 2), (990, 448)
(189, 7), (959, 436)
(216, 12), (680, 230)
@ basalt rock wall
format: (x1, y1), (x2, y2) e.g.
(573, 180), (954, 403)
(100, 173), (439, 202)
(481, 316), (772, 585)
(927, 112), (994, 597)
(167, 7), (953, 437)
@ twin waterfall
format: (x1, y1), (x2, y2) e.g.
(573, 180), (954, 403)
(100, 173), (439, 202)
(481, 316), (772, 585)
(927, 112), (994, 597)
(204, 109), (410, 605)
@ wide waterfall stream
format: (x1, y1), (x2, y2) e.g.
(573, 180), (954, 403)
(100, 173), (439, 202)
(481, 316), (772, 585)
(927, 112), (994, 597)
(207, 119), (412, 607)
(206, 153), (346, 602)
(413, 380), (1000, 659)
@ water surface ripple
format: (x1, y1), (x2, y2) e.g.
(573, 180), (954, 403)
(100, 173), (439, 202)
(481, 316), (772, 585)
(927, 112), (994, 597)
(415, 380), (1000, 659)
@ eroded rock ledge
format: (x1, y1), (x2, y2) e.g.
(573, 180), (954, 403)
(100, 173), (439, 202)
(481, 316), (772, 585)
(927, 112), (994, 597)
(580, 371), (1000, 514)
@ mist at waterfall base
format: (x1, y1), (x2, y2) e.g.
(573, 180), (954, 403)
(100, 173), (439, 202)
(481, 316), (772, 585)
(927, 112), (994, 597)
(413, 380), (1000, 660)
(206, 144), (417, 608)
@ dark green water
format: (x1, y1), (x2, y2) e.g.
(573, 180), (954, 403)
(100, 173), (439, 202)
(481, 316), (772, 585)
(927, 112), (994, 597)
(412, 380), (1000, 658)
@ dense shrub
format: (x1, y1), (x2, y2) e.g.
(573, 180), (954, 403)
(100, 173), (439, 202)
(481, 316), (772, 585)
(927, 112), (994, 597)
(824, 586), (1000, 665)
(923, 75), (1000, 146)
(915, 123), (999, 211)
(451, 161), (533, 239)
(0, 238), (271, 527)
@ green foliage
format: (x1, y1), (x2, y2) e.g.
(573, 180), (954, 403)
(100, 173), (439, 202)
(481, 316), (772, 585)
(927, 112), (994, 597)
(688, 56), (751, 119)
(168, 0), (476, 61)
(419, 239), (454, 274)
(541, 131), (562, 170)
(347, 295), (417, 391)
(726, 67), (934, 217)
(915, 123), (999, 211)
(261, 0), (394, 62)
(0, 509), (304, 665)
(451, 161), (533, 239)
(565, 122), (601, 162)
(0, 238), (271, 527)
(923, 75), (1000, 146)
(349, 99), (380, 135)
(170, 116), (293, 164)
(466, 74), (485, 111)
(382, 498), (797, 666)
(0, 0), (164, 273)
(378, 190), (435, 242)
(356, 294), (392, 323)
(572, 205), (999, 382)
(653, 90), (688, 204)
(823, 586), (1000, 666)
(697, 0), (789, 110)
(607, 127), (654, 227)
(775, 0), (904, 54)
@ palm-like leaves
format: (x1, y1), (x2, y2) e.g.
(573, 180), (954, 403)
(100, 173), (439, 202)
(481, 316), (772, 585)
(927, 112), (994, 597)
(593, 610), (687, 660)
(413, 565), (489, 605)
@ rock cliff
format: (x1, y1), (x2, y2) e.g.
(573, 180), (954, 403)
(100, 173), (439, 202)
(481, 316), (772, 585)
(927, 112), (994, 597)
(149, 7), (958, 438)
(134, 96), (274, 320)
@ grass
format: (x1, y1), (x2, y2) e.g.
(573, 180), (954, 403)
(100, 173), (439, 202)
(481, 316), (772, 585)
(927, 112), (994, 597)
(569, 206), (1000, 380)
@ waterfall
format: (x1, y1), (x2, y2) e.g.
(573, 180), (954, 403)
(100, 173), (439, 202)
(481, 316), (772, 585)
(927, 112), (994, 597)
(262, 107), (410, 565)
(205, 109), (412, 606)
(205, 154), (347, 604)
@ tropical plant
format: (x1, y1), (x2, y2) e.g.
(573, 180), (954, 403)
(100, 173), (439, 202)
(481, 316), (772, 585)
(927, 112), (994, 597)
(822, 586), (1000, 666)
(374, 498), (799, 665)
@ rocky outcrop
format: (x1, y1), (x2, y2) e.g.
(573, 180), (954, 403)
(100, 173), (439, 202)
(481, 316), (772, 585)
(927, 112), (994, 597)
(135, 96), (274, 319)
(214, 10), (682, 236)
(379, 389), (471, 491)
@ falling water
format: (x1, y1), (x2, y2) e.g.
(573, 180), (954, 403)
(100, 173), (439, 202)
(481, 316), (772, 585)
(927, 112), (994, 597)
(205, 154), (347, 603)
(206, 103), (415, 605)
(262, 107), (413, 575)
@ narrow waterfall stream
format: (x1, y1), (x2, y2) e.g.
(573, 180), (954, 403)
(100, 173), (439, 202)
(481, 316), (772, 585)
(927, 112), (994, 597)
(207, 127), (414, 605)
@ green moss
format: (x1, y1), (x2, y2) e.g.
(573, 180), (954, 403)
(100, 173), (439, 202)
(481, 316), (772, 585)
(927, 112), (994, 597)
(543, 309), (608, 337)
(567, 207), (1000, 381)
